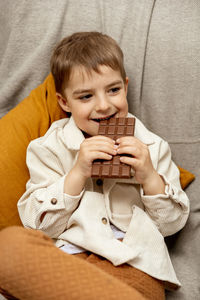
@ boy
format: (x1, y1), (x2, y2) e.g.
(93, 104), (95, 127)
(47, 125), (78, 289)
(2, 32), (189, 299)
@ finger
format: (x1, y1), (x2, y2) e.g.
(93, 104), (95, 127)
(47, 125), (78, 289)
(96, 145), (117, 156)
(116, 136), (145, 147)
(84, 143), (117, 156)
(82, 139), (117, 156)
(90, 151), (113, 162)
(87, 135), (115, 144)
(84, 139), (116, 151)
(117, 145), (140, 158)
(119, 155), (138, 168)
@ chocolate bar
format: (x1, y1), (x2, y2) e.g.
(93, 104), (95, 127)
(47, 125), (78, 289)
(91, 117), (135, 178)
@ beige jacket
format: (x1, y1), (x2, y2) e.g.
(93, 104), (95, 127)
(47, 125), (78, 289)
(18, 114), (189, 288)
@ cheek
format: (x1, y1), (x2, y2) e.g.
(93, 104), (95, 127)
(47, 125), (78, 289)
(72, 104), (90, 119)
(118, 97), (128, 111)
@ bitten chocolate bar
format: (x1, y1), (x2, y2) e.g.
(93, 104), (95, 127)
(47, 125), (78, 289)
(91, 117), (135, 178)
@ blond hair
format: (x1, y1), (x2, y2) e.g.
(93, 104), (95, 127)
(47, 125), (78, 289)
(50, 32), (126, 95)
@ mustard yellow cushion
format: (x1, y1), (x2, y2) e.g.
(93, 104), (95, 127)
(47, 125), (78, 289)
(178, 166), (195, 190)
(0, 74), (66, 229)
(0, 74), (195, 230)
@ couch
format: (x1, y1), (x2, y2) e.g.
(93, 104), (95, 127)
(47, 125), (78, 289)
(0, 1), (199, 299)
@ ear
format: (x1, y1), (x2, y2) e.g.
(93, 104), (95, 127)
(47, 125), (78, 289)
(56, 93), (71, 113)
(124, 77), (129, 96)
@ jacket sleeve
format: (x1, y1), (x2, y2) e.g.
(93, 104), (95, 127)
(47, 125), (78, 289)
(140, 140), (190, 237)
(17, 139), (83, 238)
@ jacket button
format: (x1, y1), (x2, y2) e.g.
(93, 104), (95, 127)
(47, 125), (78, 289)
(96, 179), (103, 186)
(51, 198), (57, 205)
(101, 217), (107, 224)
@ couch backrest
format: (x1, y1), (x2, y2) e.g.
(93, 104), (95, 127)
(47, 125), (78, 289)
(139, 1), (200, 211)
(0, 0), (154, 118)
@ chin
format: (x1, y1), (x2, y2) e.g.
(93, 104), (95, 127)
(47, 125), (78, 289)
(90, 129), (99, 136)
(83, 125), (99, 137)
(90, 121), (100, 135)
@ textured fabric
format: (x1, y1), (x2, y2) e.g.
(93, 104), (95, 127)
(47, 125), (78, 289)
(0, 0), (155, 117)
(0, 75), (66, 229)
(178, 167), (195, 190)
(141, 0), (200, 145)
(0, 226), (158, 300)
(140, 1), (200, 299)
(76, 252), (165, 300)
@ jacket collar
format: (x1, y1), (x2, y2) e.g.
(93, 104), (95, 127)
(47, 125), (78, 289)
(128, 113), (155, 146)
(63, 116), (85, 150)
(63, 114), (155, 151)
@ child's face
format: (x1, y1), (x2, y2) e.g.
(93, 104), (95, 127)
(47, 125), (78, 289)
(57, 65), (129, 136)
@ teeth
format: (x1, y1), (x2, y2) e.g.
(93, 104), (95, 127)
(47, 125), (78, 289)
(99, 116), (110, 120)
(93, 113), (115, 122)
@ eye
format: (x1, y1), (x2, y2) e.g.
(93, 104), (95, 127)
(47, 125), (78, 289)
(109, 87), (121, 94)
(79, 94), (92, 100)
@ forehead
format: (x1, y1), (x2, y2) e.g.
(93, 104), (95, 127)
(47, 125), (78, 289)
(67, 65), (123, 89)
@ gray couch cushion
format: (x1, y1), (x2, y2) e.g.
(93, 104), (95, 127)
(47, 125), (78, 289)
(140, 1), (200, 299)
(0, 0), (154, 118)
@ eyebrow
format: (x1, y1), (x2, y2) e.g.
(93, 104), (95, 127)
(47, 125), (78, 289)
(73, 89), (92, 95)
(106, 80), (123, 89)
(73, 80), (123, 95)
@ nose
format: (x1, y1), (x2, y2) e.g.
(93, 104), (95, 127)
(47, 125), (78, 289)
(95, 94), (110, 112)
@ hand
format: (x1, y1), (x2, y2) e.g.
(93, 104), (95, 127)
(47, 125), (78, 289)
(74, 135), (117, 178)
(116, 136), (165, 195)
(64, 136), (117, 196)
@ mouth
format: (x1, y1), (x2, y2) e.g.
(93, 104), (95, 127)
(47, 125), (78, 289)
(91, 112), (117, 123)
